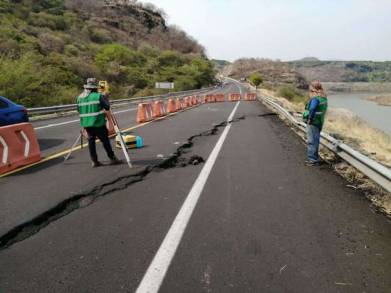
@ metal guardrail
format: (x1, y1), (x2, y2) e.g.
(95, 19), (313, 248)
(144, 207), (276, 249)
(27, 87), (215, 116)
(261, 95), (391, 193)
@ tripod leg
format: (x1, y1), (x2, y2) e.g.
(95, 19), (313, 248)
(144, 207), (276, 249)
(64, 133), (82, 162)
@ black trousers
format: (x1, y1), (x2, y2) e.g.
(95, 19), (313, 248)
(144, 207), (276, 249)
(85, 126), (115, 162)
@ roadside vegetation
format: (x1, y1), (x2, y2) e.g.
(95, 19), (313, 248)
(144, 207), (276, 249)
(255, 85), (391, 216)
(0, 0), (216, 107)
(248, 72), (263, 89)
(366, 95), (391, 107)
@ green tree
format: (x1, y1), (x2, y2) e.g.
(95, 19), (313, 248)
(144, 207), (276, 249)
(249, 73), (263, 89)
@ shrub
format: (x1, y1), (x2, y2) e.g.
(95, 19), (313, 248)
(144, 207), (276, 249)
(28, 12), (68, 31)
(249, 72), (263, 88)
(64, 44), (79, 56)
(88, 27), (112, 44)
(277, 85), (305, 102)
(95, 44), (146, 70)
(157, 50), (184, 67)
(38, 33), (65, 54)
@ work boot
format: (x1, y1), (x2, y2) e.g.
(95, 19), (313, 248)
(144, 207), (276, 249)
(92, 161), (102, 168)
(109, 156), (122, 165)
(305, 160), (320, 166)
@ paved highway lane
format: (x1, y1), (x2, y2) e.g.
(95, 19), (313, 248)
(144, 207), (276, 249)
(1, 82), (390, 292)
(0, 84), (237, 236)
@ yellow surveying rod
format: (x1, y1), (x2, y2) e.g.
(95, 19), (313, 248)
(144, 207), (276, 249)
(99, 80), (132, 168)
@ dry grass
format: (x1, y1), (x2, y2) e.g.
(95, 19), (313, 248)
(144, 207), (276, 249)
(366, 95), (391, 106)
(258, 88), (305, 112)
(324, 108), (391, 167)
(333, 162), (391, 217)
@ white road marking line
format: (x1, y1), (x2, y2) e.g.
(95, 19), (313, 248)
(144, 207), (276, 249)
(136, 101), (241, 293)
(113, 108), (137, 114)
(34, 108), (136, 130)
(34, 119), (79, 130)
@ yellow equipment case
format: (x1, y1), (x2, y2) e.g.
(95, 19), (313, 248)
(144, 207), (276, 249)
(115, 134), (143, 149)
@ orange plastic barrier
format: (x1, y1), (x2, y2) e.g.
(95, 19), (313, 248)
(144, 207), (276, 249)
(214, 94), (225, 102)
(205, 94), (215, 103)
(175, 98), (183, 111)
(184, 97), (192, 108)
(245, 93), (257, 101)
(167, 98), (177, 113)
(0, 123), (41, 174)
(192, 96), (198, 106)
(229, 93), (241, 101)
(182, 99), (188, 108)
(153, 100), (167, 118)
(136, 102), (153, 123)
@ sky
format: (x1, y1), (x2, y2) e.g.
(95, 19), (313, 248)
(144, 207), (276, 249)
(140, 0), (391, 62)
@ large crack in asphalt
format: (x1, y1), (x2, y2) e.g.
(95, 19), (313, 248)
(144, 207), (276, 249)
(0, 116), (245, 251)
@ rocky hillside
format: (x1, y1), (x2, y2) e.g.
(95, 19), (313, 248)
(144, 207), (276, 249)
(227, 58), (308, 89)
(291, 60), (391, 83)
(0, 0), (215, 106)
(226, 57), (391, 91)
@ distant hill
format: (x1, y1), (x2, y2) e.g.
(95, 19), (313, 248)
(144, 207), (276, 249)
(0, 0), (215, 106)
(290, 60), (391, 82)
(227, 58), (309, 89)
(212, 59), (230, 72)
(297, 57), (320, 62)
(226, 57), (391, 90)
(212, 59), (230, 66)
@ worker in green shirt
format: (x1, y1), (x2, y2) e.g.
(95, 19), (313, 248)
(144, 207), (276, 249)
(77, 78), (121, 167)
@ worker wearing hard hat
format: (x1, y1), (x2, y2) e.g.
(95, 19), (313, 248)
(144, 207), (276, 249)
(76, 78), (121, 167)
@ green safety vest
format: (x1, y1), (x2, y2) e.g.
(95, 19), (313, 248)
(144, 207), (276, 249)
(303, 96), (328, 128)
(77, 92), (106, 128)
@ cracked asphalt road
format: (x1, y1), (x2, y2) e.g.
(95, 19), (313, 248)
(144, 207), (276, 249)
(1, 82), (391, 293)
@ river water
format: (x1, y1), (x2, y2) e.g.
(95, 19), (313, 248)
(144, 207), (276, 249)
(327, 93), (391, 135)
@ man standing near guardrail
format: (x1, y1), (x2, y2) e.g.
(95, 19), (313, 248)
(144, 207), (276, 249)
(303, 80), (328, 166)
(77, 78), (121, 167)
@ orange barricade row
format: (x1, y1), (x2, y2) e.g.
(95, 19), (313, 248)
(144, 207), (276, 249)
(153, 100), (167, 118)
(229, 93), (241, 101)
(0, 123), (41, 175)
(167, 98), (177, 113)
(245, 93), (257, 101)
(214, 94), (225, 102)
(136, 102), (153, 123)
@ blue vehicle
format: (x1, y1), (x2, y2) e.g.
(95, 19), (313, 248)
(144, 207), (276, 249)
(0, 96), (29, 127)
